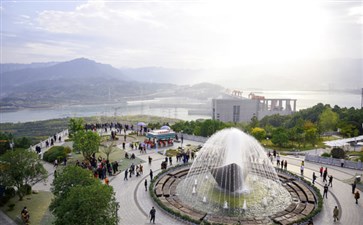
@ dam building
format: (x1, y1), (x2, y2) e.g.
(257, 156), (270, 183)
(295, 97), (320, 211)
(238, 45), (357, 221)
(212, 92), (297, 123)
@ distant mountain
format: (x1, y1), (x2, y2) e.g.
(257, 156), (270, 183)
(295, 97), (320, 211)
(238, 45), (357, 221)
(0, 62), (59, 73)
(0, 58), (135, 107)
(0, 58), (224, 110)
(1, 58), (129, 90)
(120, 67), (204, 85)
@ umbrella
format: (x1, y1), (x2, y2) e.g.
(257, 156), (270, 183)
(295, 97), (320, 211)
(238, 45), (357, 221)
(137, 122), (146, 126)
(160, 125), (171, 130)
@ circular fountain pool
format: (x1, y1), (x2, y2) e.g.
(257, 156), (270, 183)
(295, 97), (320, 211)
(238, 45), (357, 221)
(152, 128), (319, 224)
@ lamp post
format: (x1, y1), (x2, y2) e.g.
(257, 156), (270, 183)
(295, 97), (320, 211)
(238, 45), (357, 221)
(181, 130), (184, 148)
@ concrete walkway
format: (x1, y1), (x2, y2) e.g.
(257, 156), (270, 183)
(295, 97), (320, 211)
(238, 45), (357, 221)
(1, 137), (363, 225)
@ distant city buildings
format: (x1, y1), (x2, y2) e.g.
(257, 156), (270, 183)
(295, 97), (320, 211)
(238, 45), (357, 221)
(212, 91), (297, 123)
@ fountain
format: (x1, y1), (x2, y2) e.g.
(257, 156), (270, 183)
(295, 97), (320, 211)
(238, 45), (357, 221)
(152, 128), (319, 224)
(223, 201), (229, 209)
(203, 196), (207, 203)
(177, 128), (292, 217)
(192, 186), (196, 194)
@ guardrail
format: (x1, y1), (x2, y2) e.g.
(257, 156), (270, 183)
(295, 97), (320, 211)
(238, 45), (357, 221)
(181, 133), (208, 143)
(29, 129), (68, 152)
(305, 154), (363, 170)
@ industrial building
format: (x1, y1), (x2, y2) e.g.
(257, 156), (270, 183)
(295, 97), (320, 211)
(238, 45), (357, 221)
(212, 92), (297, 123)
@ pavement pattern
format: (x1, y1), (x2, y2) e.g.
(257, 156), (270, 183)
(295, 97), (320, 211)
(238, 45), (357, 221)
(1, 137), (362, 225)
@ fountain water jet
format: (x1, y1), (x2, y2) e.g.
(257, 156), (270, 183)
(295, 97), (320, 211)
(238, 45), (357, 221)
(177, 128), (292, 217)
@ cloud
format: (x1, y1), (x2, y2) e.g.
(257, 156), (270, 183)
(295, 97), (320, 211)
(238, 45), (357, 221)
(2, 0), (362, 69)
(349, 6), (363, 24)
(36, 1), (165, 34)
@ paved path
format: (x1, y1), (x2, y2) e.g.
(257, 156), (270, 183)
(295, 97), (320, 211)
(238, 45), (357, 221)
(1, 137), (363, 225)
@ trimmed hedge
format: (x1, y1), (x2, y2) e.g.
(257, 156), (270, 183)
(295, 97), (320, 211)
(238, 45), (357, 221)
(43, 146), (70, 163)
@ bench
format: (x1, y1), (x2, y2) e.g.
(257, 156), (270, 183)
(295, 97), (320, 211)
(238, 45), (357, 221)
(292, 181), (316, 203)
(287, 182), (308, 202)
(155, 183), (163, 197)
(301, 203), (315, 216)
(162, 176), (176, 197)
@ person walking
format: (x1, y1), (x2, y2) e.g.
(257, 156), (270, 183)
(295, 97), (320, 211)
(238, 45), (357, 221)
(333, 206), (339, 222)
(312, 172), (317, 185)
(319, 166), (323, 177)
(149, 206), (156, 224)
(328, 175), (333, 187)
(300, 165), (304, 176)
(323, 168), (328, 182)
(144, 179), (148, 191)
(354, 190), (360, 204)
(150, 169), (153, 181)
(340, 158), (345, 167)
(323, 184), (329, 199)
(284, 160), (287, 170)
(352, 181), (357, 194)
(124, 169), (128, 180)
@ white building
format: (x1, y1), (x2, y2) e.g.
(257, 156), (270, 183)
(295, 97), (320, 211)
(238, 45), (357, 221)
(212, 97), (297, 123)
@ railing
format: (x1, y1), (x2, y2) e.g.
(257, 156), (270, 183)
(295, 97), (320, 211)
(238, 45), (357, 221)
(181, 133), (208, 143)
(29, 129), (69, 155)
(305, 154), (363, 170)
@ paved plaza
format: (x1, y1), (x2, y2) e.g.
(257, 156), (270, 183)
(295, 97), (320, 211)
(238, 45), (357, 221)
(1, 138), (363, 225)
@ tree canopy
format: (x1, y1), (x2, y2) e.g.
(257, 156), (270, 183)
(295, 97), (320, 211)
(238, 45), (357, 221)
(50, 166), (118, 225)
(68, 118), (85, 137)
(73, 130), (101, 160)
(251, 127), (266, 141)
(319, 108), (339, 134)
(0, 149), (47, 200)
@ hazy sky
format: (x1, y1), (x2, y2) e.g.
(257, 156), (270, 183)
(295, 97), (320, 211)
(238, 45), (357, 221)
(1, 0), (362, 69)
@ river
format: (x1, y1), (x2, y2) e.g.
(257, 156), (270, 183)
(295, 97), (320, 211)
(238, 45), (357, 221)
(0, 91), (361, 123)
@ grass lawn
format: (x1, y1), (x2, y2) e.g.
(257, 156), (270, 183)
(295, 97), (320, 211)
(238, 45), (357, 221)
(0, 191), (53, 225)
(61, 134), (146, 173)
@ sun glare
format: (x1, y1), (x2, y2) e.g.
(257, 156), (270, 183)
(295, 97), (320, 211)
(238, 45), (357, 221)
(203, 0), (331, 67)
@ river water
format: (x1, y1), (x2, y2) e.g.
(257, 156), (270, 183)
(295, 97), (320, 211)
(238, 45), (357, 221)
(0, 91), (361, 123)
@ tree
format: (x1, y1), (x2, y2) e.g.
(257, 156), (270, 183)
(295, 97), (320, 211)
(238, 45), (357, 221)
(73, 131), (100, 160)
(15, 137), (32, 149)
(50, 167), (118, 225)
(100, 141), (117, 161)
(249, 115), (259, 129)
(68, 118), (84, 137)
(331, 147), (345, 159)
(251, 127), (266, 141)
(338, 122), (359, 137)
(319, 108), (339, 134)
(0, 149), (47, 200)
(271, 128), (289, 147)
(0, 132), (13, 155)
(305, 128), (318, 147)
(50, 166), (98, 208)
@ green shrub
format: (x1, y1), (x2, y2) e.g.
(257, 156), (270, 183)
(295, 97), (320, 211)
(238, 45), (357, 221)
(64, 146), (72, 154)
(321, 152), (331, 158)
(5, 187), (16, 197)
(0, 196), (11, 206)
(331, 147), (345, 159)
(19, 184), (32, 196)
(7, 203), (15, 211)
(43, 146), (67, 163)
